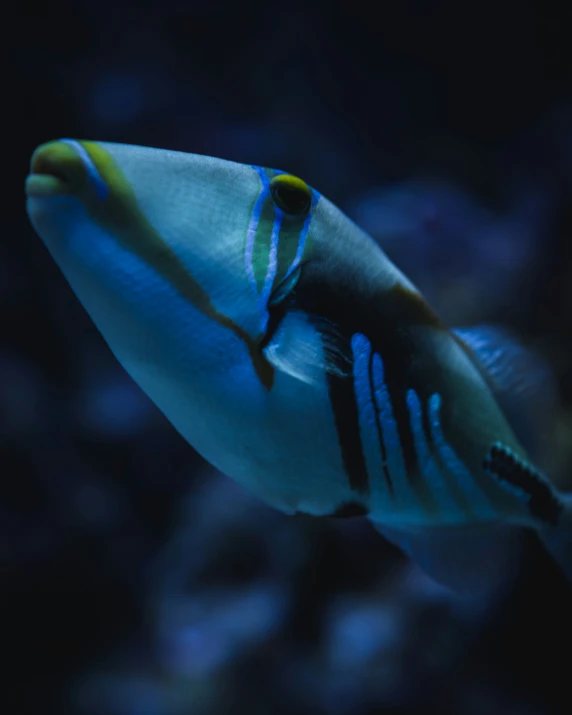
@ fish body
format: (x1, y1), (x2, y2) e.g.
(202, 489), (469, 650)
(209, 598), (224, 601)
(26, 140), (572, 593)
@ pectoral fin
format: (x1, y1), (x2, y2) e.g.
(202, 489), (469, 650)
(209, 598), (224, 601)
(262, 310), (352, 386)
(371, 521), (521, 595)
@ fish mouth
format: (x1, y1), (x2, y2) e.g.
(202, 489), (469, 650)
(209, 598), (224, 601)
(25, 140), (87, 198)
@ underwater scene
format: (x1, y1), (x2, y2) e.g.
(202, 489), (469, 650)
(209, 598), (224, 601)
(6, 1), (572, 714)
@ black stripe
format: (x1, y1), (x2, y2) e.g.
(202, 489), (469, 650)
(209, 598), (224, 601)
(262, 296), (370, 497)
(291, 264), (433, 504)
(484, 444), (563, 526)
(386, 370), (439, 515)
(324, 344), (370, 495)
(368, 348), (394, 497)
(259, 300), (287, 351)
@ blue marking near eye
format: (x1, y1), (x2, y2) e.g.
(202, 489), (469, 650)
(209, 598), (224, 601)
(428, 393), (496, 518)
(259, 207), (283, 329)
(370, 352), (412, 510)
(291, 211), (312, 272)
(280, 189), (319, 286)
(245, 166), (271, 312)
(60, 138), (109, 200)
(406, 389), (458, 513)
(245, 169), (320, 334)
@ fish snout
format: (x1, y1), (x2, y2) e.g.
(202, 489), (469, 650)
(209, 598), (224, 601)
(26, 140), (90, 198)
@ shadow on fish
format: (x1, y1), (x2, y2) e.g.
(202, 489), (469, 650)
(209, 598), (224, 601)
(25, 139), (572, 598)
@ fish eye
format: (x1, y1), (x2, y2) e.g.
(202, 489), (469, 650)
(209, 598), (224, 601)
(270, 174), (312, 216)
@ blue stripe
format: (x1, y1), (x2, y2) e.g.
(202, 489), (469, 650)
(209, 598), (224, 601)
(370, 352), (413, 511)
(60, 139), (109, 200)
(406, 390), (459, 514)
(351, 333), (384, 498)
(484, 442), (532, 504)
(259, 208), (283, 331)
(290, 211), (312, 275)
(245, 171), (320, 334)
(279, 190), (319, 286)
(428, 394), (496, 518)
(488, 476), (530, 503)
(245, 166), (271, 308)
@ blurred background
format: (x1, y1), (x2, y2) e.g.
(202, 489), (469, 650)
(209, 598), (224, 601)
(5, 1), (572, 713)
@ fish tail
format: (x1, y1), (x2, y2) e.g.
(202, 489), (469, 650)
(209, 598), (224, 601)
(538, 492), (572, 584)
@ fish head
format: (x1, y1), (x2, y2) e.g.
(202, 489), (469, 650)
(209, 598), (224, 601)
(24, 139), (416, 511)
(26, 139), (387, 378)
(26, 140), (278, 370)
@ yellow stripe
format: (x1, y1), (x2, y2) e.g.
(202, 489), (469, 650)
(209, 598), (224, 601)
(79, 141), (275, 390)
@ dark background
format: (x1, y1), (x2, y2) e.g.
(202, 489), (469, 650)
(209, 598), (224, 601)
(4, 1), (572, 713)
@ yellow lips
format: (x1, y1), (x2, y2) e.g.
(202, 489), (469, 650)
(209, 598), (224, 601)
(26, 141), (87, 198)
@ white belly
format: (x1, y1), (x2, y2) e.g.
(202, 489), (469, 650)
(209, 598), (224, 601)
(124, 352), (354, 516)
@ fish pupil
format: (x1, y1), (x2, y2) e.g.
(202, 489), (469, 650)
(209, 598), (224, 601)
(270, 179), (311, 215)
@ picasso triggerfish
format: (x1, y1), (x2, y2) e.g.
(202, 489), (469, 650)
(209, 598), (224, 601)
(26, 140), (572, 594)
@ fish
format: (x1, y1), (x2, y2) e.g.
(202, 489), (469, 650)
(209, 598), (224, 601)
(25, 139), (572, 595)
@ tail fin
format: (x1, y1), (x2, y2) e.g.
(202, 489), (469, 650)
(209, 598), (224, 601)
(538, 493), (572, 584)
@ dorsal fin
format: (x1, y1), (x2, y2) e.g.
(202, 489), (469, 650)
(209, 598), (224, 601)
(454, 325), (557, 463)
